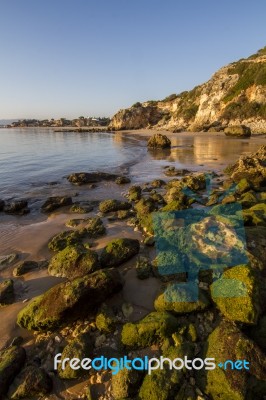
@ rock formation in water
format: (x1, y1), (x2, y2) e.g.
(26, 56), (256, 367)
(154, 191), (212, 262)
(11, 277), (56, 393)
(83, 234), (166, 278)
(109, 46), (266, 133)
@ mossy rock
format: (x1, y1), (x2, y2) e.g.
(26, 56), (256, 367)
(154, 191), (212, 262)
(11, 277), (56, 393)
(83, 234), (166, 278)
(181, 173), (206, 191)
(139, 346), (184, 400)
(48, 245), (100, 278)
(85, 217), (105, 237)
(242, 203), (266, 226)
(121, 311), (178, 349)
(161, 200), (189, 212)
(10, 366), (52, 398)
(70, 203), (93, 213)
(128, 186), (142, 201)
(13, 261), (39, 277)
(111, 367), (142, 399)
(58, 333), (93, 379)
(204, 320), (266, 400)
(99, 199), (131, 213)
(224, 125), (251, 137)
(211, 265), (260, 324)
(154, 284), (209, 314)
(41, 196), (72, 213)
(147, 133), (171, 149)
(134, 197), (156, 214)
(236, 178), (252, 194)
(137, 213), (154, 235)
(115, 176), (131, 185)
(0, 346), (26, 397)
(17, 268), (123, 331)
(0, 279), (14, 305)
(48, 229), (86, 251)
(95, 304), (116, 333)
(100, 238), (140, 267)
(164, 187), (188, 204)
(239, 191), (258, 208)
(136, 256), (153, 279)
(150, 179), (166, 188)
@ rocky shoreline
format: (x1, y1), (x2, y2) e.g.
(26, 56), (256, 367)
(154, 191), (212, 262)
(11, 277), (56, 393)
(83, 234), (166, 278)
(0, 140), (266, 399)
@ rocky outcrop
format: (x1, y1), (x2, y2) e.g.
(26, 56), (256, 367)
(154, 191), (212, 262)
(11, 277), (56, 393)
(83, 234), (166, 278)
(67, 171), (120, 185)
(147, 133), (171, 148)
(224, 124), (251, 137)
(41, 196), (72, 213)
(109, 47), (266, 133)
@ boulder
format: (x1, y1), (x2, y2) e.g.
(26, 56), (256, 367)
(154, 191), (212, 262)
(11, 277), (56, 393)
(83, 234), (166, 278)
(211, 265), (260, 324)
(128, 186), (142, 201)
(66, 217), (106, 237)
(48, 245), (100, 278)
(100, 238), (140, 267)
(0, 279), (14, 305)
(17, 268), (123, 331)
(41, 196), (72, 213)
(99, 199), (131, 213)
(0, 346), (26, 397)
(147, 134), (171, 149)
(115, 176), (131, 184)
(111, 368), (142, 399)
(224, 124), (251, 137)
(13, 261), (39, 277)
(121, 311), (178, 349)
(70, 203), (94, 213)
(95, 304), (116, 333)
(242, 203), (266, 226)
(0, 254), (18, 270)
(48, 229), (86, 251)
(58, 333), (93, 379)
(67, 172), (119, 185)
(154, 284), (209, 314)
(204, 320), (266, 400)
(10, 366), (52, 399)
(4, 200), (29, 215)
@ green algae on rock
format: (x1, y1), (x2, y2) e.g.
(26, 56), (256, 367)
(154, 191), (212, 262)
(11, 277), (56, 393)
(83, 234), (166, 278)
(147, 133), (171, 149)
(0, 346), (26, 397)
(111, 367), (142, 399)
(99, 199), (131, 213)
(128, 185), (142, 201)
(154, 284), (209, 314)
(48, 229), (86, 251)
(96, 304), (116, 333)
(17, 268), (123, 331)
(10, 366), (52, 399)
(48, 245), (100, 278)
(59, 333), (93, 379)
(0, 279), (14, 305)
(121, 311), (178, 349)
(100, 238), (140, 267)
(13, 261), (39, 277)
(211, 265), (260, 324)
(204, 320), (266, 400)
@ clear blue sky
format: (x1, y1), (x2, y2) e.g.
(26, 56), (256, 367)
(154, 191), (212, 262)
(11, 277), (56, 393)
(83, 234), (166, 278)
(0, 0), (265, 119)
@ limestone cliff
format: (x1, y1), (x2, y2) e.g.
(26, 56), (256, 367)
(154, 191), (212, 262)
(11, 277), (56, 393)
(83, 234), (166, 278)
(109, 47), (266, 133)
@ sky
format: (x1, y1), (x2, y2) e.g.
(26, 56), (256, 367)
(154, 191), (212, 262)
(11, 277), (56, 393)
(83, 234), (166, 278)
(0, 0), (265, 119)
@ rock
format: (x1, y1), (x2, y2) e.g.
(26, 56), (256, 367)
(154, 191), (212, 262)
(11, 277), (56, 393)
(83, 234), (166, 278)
(143, 236), (155, 246)
(242, 203), (266, 226)
(250, 315), (266, 351)
(100, 238), (140, 267)
(150, 179), (166, 188)
(136, 256), (153, 279)
(58, 333), (93, 379)
(154, 284), (209, 314)
(164, 167), (190, 177)
(13, 261), (39, 277)
(99, 199), (131, 213)
(117, 209), (133, 219)
(48, 245), (100, 278)
(95, 304), (116, 333)
(0, 254), (18, 270)
(161, 200), (189, 212)
(211, 265), (260, 324)
(235, 178), (252, 194)
(0, 279), (14, 305)
(17, 268), (123, 331)
(0, 199), (5, 211)
(121, 311), (178, 349)
(135, 197), (156, 214)
(147, 133), (171, 149)
(122, 302), (134, 319)
(10, 366), (52, 398)
(0, 346), (26, 397)
(246, 226), (266, 263)
(66, 216), (106, 236)
(228, 145), (266, 188)
(48, 229), (86, 251)
(41, 196), (72, 213)
(70, 203), (94, 213)
(10, 337), (23, 347)
(181, 173), (207, 191)
(204, 320), (266, 400)
(115, 176), (131, 184)
(239, 191), (258, 208)
(67, 172), (119, 185)
(224, 124), (251, 137)
(4, 200), (29, 215)
(128, 186), (142, 201)
(111, 367), (142, 399)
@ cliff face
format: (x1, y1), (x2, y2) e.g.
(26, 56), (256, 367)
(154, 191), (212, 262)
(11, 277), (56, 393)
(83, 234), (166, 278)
(109, 47), (266, 133)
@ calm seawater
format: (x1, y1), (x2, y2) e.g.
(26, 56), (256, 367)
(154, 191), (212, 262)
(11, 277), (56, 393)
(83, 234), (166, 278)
(0, 128), (265, 200)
